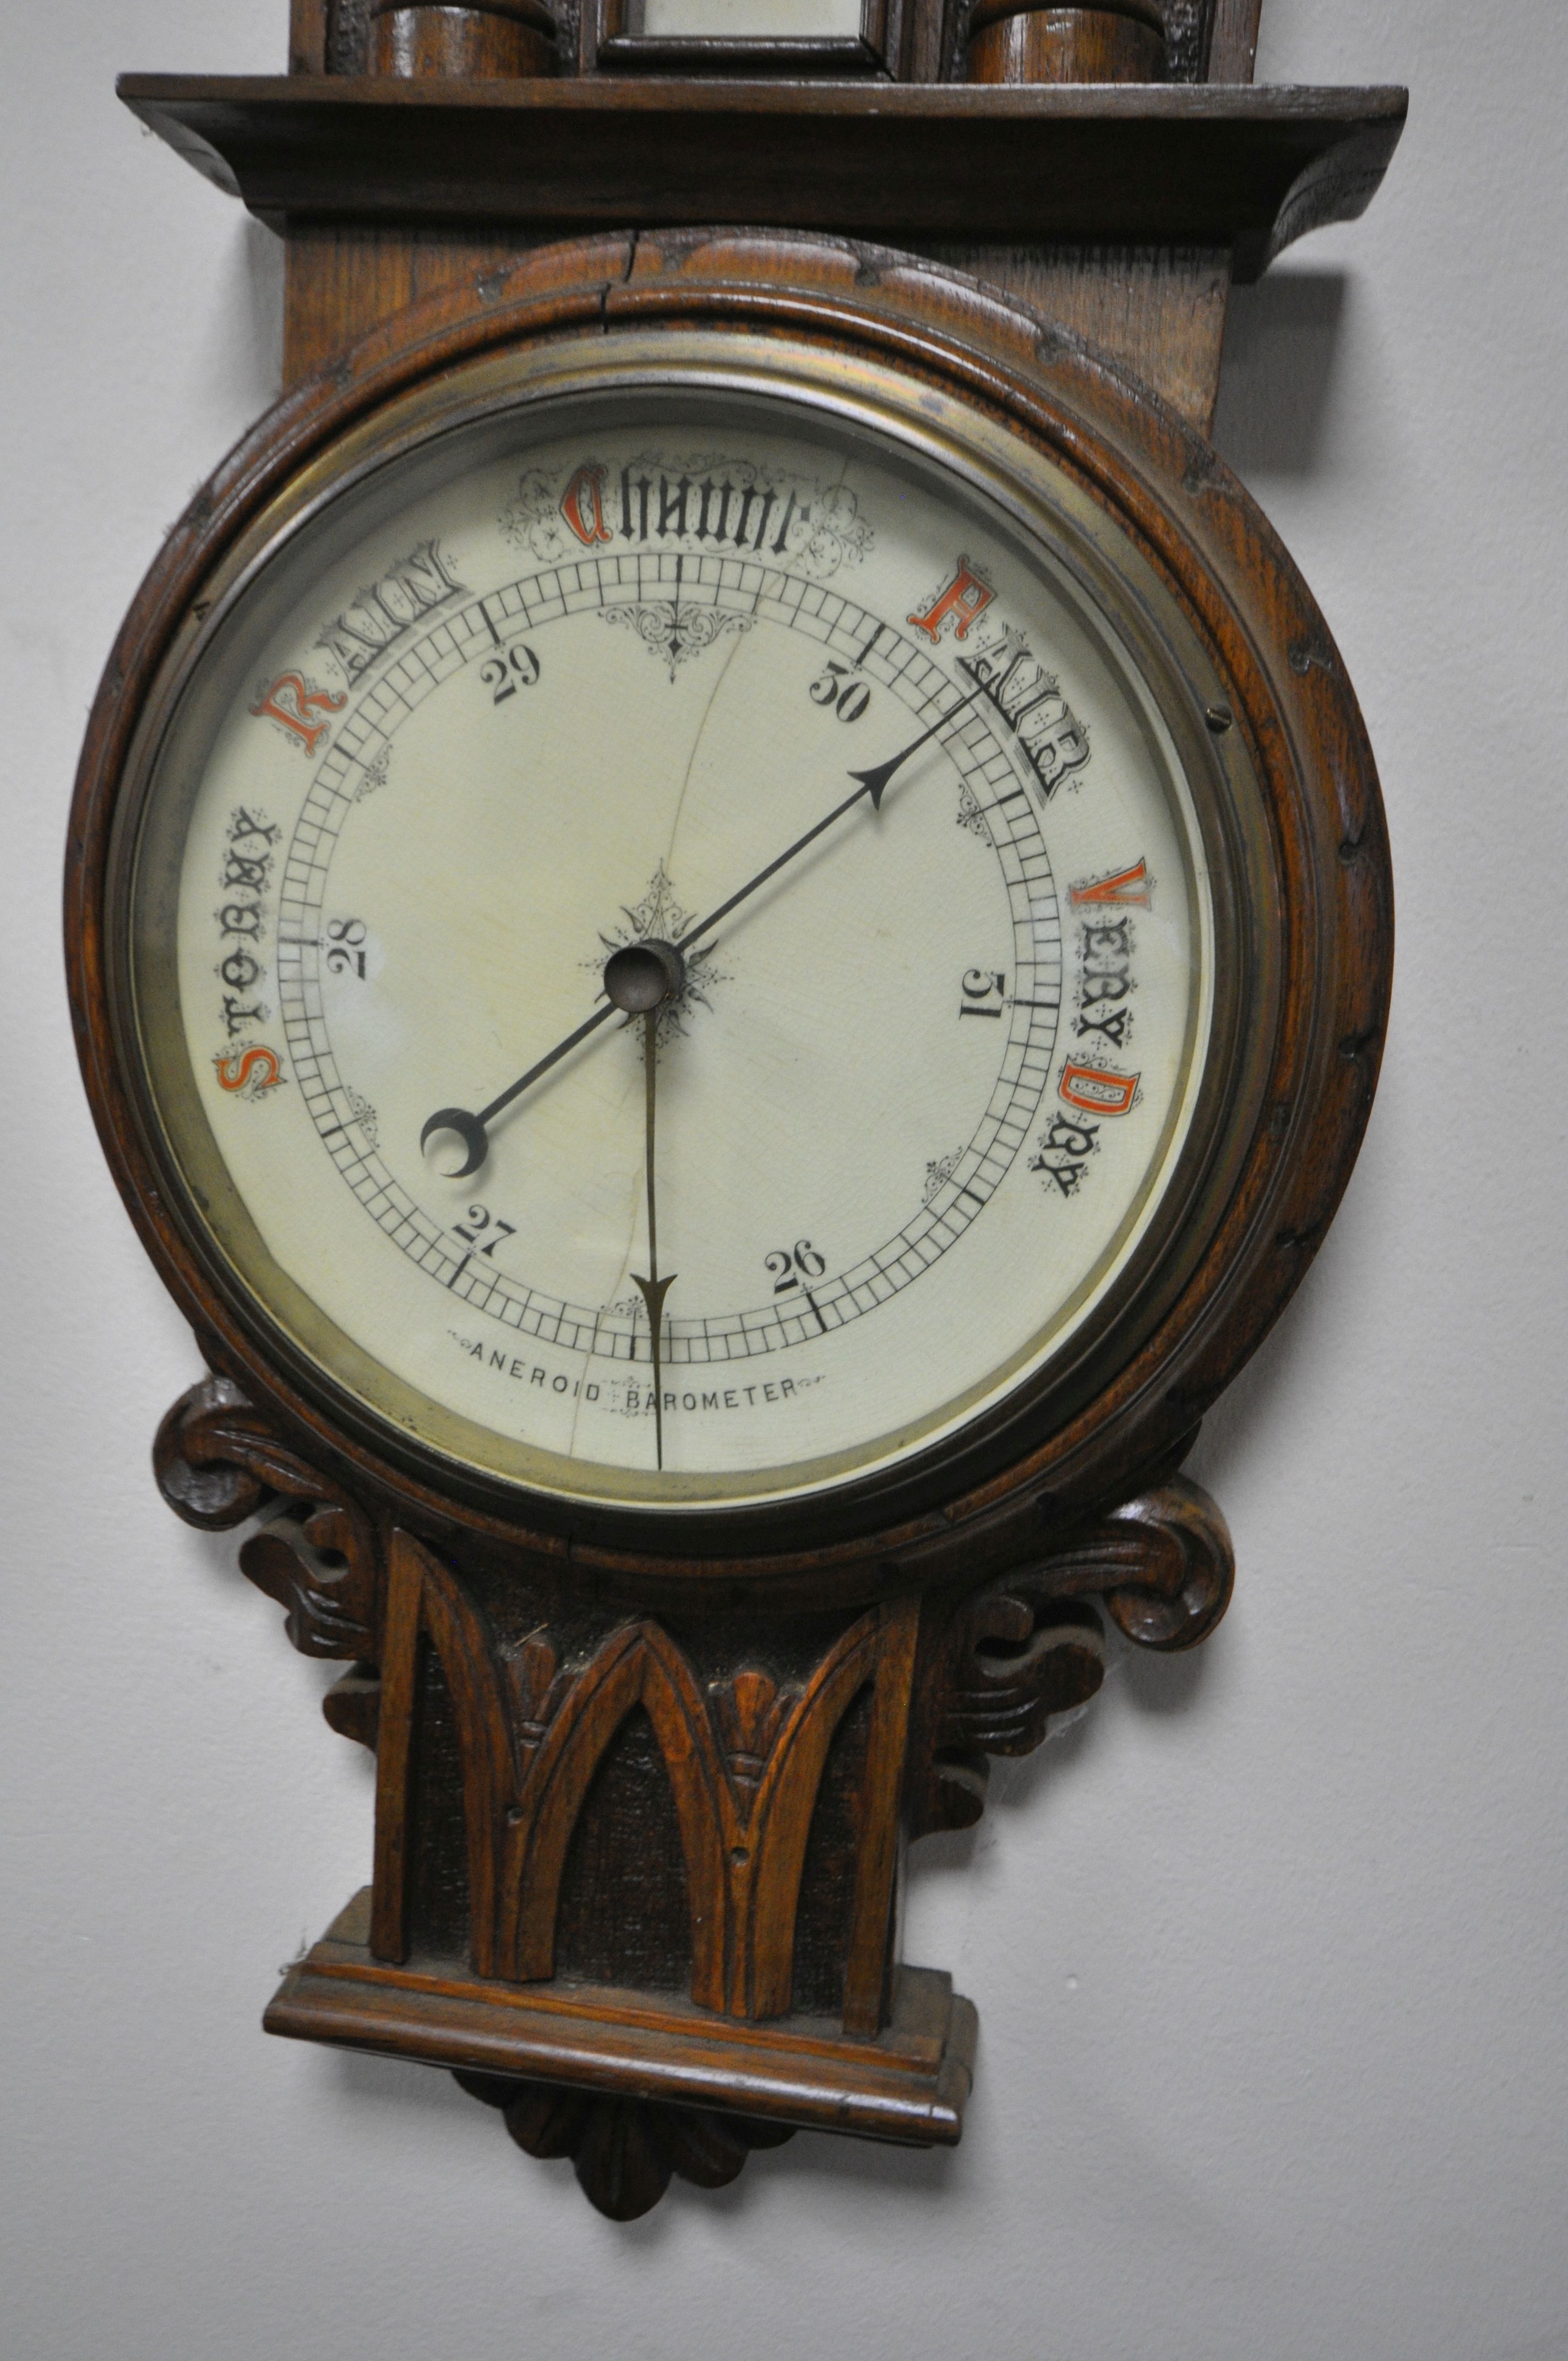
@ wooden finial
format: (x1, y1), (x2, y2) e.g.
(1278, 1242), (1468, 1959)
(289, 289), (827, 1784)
(966, 0), (1167, 84)
(367, 0), (557, 77)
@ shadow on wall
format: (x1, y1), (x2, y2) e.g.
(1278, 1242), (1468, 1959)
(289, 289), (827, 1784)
(1212, 268), (1349, 480)
(198, 214), (287, 417)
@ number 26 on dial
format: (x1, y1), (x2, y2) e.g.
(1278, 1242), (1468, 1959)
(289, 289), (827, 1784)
(765, 1241), (827, 1294)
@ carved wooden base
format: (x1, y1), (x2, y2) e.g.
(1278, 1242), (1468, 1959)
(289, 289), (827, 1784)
(268, 1888), (976, 2212)
(156, 1366), (1232, 2213)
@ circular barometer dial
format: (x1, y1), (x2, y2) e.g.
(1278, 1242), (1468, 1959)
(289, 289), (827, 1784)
(127, 383), (1217, 1512)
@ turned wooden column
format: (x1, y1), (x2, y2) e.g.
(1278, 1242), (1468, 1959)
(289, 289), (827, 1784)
(966, 0), (1166, 83)
(284, 0), (560, 379)
(368, 0), (556, 75)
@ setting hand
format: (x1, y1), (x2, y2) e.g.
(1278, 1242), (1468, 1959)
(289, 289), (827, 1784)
(420, 677), (986, 1177)
(421, 999), (619, 1179)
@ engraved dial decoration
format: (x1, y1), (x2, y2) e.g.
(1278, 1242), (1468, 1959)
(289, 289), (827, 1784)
(130, 389), (1214, 1511)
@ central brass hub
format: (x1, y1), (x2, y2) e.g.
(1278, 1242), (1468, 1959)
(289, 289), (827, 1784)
(603, 937), (686, 1014)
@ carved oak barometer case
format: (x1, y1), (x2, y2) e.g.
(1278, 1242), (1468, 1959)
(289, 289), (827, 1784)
(68, 0), (1401, 2217)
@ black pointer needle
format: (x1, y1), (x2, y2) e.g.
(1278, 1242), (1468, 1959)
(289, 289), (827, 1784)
(421, 678), (987, 1177)
(592, 941), (681, 1469)
(669, 675), (988, 957)
(630, 1006), (676, 1474)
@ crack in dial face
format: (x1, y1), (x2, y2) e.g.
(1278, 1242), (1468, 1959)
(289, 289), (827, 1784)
(134, 389), (1215, 1511)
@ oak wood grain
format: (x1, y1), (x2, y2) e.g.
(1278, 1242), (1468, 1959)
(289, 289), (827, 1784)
(1207, 0), (1261, 83)
(367, 0), (556, 77)
(267, 1903), (978, 2145)
(282, 222), (529, 383)
(369, 1534), (422, 1961)
(926, 241), (1230, 429)
(966, 6), (1165, 86)
(290, 0), (331, 72)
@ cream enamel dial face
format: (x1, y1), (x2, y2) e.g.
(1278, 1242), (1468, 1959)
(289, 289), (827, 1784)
(129, 378), (1215, 1513)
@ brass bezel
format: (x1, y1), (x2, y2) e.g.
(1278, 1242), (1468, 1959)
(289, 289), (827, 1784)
(102, 328), (1270, 1548)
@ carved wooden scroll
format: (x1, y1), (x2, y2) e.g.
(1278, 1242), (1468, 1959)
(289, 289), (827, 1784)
(907, 1477), (1234, 1839)
(155, 1372), (380, 1660)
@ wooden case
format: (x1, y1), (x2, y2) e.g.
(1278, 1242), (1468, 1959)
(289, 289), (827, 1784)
(67, 233), (1390, 2215)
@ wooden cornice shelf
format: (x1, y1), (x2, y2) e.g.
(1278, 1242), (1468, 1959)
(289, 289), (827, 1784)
(118, 76), (1406, 280)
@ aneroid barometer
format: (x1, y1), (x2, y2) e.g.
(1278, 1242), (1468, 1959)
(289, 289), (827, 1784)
(70, 0), (1402, 2219)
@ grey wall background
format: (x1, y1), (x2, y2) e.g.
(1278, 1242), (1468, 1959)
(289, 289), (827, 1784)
(4, 3), (1565, 2356)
